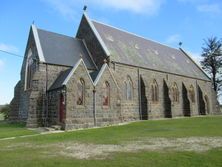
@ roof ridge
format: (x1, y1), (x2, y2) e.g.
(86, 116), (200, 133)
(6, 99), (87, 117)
(92, 20), (182, 52)
(63, 59), (94, 86)
(37, 27), (81, 40)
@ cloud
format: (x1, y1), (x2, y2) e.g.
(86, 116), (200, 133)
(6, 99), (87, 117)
(43, 0), (165, 19)
(187, 51), (203, 66)
(197, 4), (221, 14)
(0, 43), (19, 53)
(177, 0), (221, 14)
(43, 0), (82, 21)
(177, 0), (208, 4)
(93, 0), (165, 15)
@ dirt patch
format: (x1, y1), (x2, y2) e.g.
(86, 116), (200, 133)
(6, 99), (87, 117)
(55, 137), (222, 159)
(2, 137), (222, 159)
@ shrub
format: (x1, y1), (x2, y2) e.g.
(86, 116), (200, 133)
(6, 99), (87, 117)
(0, 104), (10, 120)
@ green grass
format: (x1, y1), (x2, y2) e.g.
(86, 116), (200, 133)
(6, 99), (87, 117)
(0, 121), (37, 139)
(15, 116), (222, 145)
(0, 116), (222, 167)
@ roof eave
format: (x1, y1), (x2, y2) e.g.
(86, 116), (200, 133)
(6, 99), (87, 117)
(179, 48), (211, 81)
(31, 24), (45, 62)
(62, 58), (94, 86)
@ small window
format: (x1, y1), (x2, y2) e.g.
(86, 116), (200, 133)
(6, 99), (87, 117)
(151, 80), (158, 102)
(172, 83), (179, 102)
(189, 85), (195, 103)
(77, 79), (85, 105)
(125, 76), (133, 100)
(103, 81), (110, 106)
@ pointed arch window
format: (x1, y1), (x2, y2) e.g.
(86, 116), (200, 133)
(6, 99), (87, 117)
(189, 85), (195, 103)
(103, 81), (110, 106)
(172, 83), (179, 102)
(77, 78), (85, 105)
(125, 76), (133, 100)
(151, 80), (159, 102)
(25, 49), (36, 90)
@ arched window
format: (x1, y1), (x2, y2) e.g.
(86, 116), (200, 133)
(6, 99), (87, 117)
(77, 78), (85, 105)
(151, 80), (158, 102)
(25, 49), (36, 90)
(103, 81), (110, 106)
(172, 83), (179, 102)
(126, 76), (133, 100)
(189, 85), (195, 103)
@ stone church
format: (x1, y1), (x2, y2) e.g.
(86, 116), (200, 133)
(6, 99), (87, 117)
(10, 12), (219, 130)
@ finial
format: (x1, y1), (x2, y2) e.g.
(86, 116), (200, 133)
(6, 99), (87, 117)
(80, 54), (83, 59)
(104, 59), (107, 64)
(179, 42), (182, 48)
(32, 20), (35, 25)
(83, 5), (87, 11)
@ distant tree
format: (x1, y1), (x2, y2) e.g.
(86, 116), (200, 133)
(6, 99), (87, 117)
(0, 104), (10, 120)
(201, 37), (222, 95)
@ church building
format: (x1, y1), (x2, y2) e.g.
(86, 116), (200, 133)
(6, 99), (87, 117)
(10, 13), (219, 130)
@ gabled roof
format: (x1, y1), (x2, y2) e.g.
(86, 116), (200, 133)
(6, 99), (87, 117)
(91, 20), (210, 81)
(48, 68), (72, 91)
(48, 59), (94, 91)
(90, 71), (100, 81)
(31, 25), (96, 70)
(94, 63), (119, 88)
(49, 59), (119, 91)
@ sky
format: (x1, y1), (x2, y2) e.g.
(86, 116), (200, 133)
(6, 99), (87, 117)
(0, 0), (222, 105)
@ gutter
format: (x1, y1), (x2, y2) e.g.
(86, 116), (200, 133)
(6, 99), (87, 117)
(93, 88), (97, 126)
(138, 68), (142, 120)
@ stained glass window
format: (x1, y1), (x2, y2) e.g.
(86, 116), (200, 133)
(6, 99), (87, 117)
(77, 79), (85, 105)
(103, 81), (110, 106)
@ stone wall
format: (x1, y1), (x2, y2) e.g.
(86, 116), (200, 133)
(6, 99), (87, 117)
(48, 89), (63, 126)
(9, 81), (21, 121)
(112, 62), (216, 119)
(65, 61), (95, 130)
(94, 66), (122, 126)
(111, 64), (140, 121)
(26, 63), (70, 127)
(12, 30), (71, 127)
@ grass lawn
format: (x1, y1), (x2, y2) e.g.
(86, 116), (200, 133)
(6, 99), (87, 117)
(0, 116), (222, 167)
(0, 121), (37, 139)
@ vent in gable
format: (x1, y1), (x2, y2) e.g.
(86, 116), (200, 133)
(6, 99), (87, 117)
(106, 35), (114, 42)
(171, 55), (176, 60)
(135, 44), (139, 49)
(154, 50), (159, 55)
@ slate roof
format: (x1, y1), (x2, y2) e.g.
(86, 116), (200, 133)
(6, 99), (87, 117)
(48, 68), (72, 91)
(90, 71), (100, 81)
(36, 27), (96, 70)
(92, 21), (209, 81)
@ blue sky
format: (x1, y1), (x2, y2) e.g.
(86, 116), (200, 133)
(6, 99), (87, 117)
(0, 0), (222, 104)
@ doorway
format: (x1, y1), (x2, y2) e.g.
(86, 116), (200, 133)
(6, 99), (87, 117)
(163, 80), (172, 118)
(182, 83), (191, 116)
(140, 77), (148, 120)
(198, 86), (206, 115)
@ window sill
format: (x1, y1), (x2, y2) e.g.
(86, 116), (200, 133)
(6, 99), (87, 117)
(76, 105), (85, 109)
(102, 106), (110, 109)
